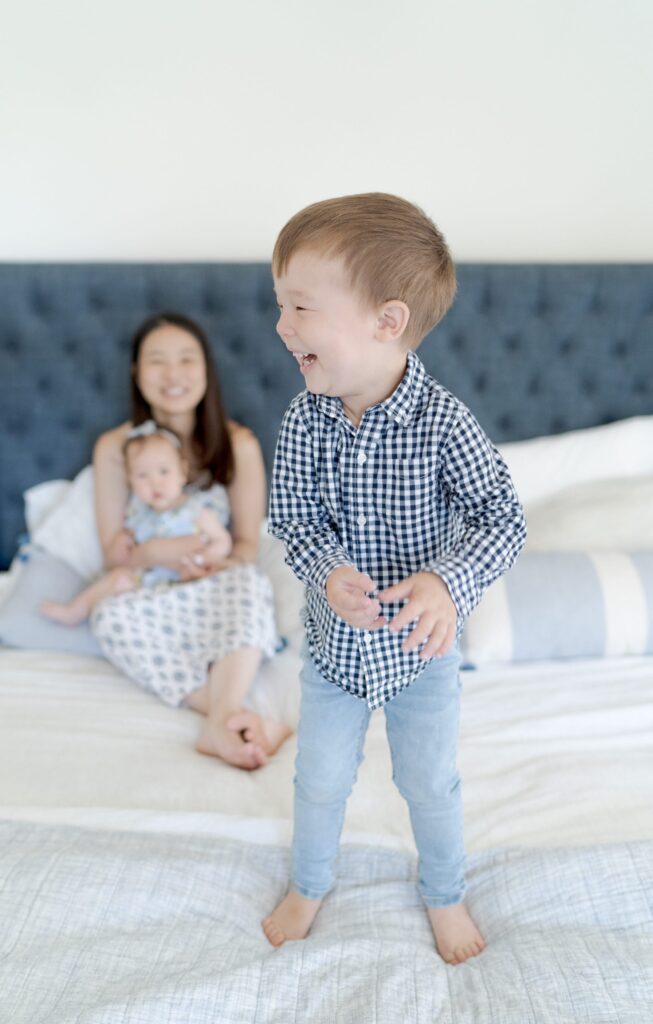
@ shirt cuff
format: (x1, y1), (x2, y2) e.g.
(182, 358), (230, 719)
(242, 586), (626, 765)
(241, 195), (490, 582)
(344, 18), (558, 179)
(425, 556), (478, 626)
(309, 551), (356, 594)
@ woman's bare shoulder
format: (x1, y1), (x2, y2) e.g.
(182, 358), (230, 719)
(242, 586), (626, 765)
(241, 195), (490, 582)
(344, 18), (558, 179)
(227, 419), (261, 452)
(93, 422), (132, 460)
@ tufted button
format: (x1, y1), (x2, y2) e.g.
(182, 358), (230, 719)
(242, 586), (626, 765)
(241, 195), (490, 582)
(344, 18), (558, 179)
(62, 415), (83, 432)
(63, 339), (78, 356)
(612, 340), (628, 358)
(37, 377), (52, 394)
(581, 376), (597, 396)
(229, 335), (244, 354)
(527, 377), (541, 396)
(91, 372), (106, 392)
(90, 292), (106, 312)
(259, 373), (271, 389)
(36, 454), (54, 473)
(31, 290), (51, 317)
(497, 414), (513, 433)
(551, 416), (567, 433)
(5, 419), (27, 437)
(558, 338), (574, 355)
(474, 372), (487, 392)
(504, 335), (521, 352)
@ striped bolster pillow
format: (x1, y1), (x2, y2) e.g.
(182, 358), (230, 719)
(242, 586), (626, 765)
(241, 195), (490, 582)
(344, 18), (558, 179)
(461, 552), (653, 666)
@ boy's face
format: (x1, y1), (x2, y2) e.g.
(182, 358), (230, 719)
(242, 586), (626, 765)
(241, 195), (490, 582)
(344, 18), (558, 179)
(274, 250), (406, 422)
(127, 437), (186, 511)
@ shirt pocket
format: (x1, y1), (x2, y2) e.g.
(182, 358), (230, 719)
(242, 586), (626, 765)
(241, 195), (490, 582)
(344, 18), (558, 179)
(376, 456), (437, 523)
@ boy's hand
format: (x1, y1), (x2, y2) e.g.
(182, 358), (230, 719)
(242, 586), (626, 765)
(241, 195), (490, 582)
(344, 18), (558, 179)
(326, 566), (387, 630)
(379, 572), (457, 659)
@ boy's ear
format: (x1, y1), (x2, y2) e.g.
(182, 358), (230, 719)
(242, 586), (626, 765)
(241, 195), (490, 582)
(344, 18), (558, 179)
(374, 301), (410, 342)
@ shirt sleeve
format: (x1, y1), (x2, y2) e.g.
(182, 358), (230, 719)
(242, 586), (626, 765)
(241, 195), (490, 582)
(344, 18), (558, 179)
(426, 406), (527, 622)
(268, 398), (354, 592)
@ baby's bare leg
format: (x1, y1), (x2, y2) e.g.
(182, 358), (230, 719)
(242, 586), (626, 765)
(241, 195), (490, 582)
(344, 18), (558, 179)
(40, 568), (138, 626)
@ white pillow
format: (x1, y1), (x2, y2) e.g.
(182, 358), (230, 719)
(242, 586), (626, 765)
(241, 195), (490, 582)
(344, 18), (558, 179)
(31, 466), (103, 582)
(524, 476), (653, 553)
(499, 416), (653, 507)
(23, 479), (71, 534)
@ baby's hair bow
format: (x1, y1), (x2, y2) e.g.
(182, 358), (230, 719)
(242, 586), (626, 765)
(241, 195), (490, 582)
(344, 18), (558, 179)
(126, 419), (182, 449)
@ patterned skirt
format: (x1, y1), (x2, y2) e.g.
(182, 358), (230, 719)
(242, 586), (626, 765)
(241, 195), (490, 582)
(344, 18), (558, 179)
(91, 564), (281, 707)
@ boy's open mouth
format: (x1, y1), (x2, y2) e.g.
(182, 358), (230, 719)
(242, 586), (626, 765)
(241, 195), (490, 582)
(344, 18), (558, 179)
(294, 352), (317, 368)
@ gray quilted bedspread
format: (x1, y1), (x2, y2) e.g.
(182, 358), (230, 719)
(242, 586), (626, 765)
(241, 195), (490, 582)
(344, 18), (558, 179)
(1, 821), (651, 1023)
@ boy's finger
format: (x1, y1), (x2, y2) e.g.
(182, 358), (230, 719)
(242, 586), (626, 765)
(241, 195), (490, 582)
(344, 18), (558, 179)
(378, 580), (413, 603)
(387, 601), (423, 633)
(402, 614), (436, 653)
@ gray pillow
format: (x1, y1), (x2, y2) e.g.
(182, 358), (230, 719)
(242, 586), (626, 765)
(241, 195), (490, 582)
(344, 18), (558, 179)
(0, 546), (104, 657)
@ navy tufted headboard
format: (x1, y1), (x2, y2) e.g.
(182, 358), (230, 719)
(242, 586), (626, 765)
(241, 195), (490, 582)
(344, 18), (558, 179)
(1, 262), (652, 569)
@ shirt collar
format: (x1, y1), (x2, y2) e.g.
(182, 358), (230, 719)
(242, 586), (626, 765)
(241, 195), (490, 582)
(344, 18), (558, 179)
(315, 350), (426, 427)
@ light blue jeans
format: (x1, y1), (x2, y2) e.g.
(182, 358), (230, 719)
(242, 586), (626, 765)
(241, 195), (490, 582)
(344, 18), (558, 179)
(292, 645), (466, 907)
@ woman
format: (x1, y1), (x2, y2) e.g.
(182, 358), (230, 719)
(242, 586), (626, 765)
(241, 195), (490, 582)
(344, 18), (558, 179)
(92, 311), (291, 770)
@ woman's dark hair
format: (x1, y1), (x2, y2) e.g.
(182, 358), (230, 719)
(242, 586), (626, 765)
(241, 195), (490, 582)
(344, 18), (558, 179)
(130, 311), (234, 486)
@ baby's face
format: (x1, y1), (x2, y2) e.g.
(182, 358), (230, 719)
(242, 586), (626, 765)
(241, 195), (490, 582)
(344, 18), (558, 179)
(127, 436), (186, 511)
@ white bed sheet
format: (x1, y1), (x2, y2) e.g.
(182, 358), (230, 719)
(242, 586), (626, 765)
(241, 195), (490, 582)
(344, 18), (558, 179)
(2, 633), (652, 854)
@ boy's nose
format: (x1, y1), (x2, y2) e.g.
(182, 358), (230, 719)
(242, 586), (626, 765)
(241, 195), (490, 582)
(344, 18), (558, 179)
(276, 316), (295, 340)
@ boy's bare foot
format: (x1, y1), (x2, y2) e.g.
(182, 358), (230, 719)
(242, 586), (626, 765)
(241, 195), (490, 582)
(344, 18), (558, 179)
(262, 890), (323, 947)
(427, 903), (486, 964)
(196, 718), (268, 770)
(40, 600), (86, 626)
(226, 710), (293, 756)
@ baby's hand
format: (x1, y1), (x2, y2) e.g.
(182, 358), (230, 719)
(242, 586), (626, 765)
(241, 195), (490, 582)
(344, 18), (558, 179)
(325, 566), (386, 630)
(195, 509), (233, 561)
(379, 572), (457, 659)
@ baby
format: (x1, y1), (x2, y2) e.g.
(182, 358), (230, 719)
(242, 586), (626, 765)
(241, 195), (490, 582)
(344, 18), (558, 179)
(41, 421), (232, 625)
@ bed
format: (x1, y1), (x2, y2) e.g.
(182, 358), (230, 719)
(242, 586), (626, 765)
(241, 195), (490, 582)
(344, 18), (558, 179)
(1, 263), (652, 1022)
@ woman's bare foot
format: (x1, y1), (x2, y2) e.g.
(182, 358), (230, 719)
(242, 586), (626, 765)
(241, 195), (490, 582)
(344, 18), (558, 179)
(262, 890), (323, 947)
(427, 903), (486, 964)
(40, 600), (86, 626)
(196, 717), (268, 770)
(226, 710), (293, 756)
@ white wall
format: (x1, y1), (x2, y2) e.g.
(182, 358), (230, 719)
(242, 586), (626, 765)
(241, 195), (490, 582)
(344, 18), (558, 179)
(1, 0), (651, 261)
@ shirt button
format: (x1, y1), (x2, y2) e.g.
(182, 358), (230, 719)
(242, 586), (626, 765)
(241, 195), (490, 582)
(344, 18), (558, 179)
(357, 514), (367, 526)
(363, 633), (373, 644)
(357, 452), (367, 464)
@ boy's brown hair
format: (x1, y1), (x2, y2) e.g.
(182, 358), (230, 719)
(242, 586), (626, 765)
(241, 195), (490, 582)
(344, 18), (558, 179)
(272, 192), (456, 346)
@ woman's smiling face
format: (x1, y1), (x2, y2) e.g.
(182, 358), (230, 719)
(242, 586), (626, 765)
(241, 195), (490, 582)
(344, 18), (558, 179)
(135, 325), (207, 418)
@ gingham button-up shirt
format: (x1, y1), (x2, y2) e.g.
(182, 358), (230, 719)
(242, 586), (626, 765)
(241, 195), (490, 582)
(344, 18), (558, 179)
(269, 351), (526, 709)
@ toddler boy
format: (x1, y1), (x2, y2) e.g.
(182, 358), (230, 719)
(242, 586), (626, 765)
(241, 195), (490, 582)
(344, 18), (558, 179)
(263, 193), (526, 964)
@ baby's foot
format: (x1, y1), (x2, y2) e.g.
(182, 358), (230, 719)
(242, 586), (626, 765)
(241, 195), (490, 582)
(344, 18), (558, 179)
(40, 600), (85, 626)
(427, 903), (486, 964)
(226, 711), (293, 756)
(262, 890), (323, 947)
(196, 718), (268, 770)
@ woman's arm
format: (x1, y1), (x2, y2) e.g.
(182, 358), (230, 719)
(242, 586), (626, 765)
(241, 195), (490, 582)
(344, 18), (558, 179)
(93, 425), (132, 568)
(225, 424), (267, 564)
